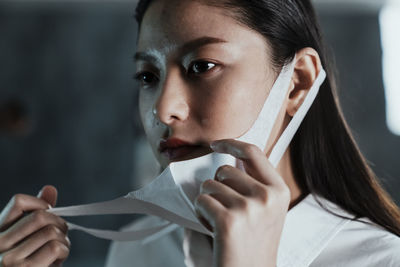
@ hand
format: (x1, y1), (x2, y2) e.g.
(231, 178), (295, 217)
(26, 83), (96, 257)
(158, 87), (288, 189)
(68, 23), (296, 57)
(194, 139), (291, 267)
(0, 186), (70, 267)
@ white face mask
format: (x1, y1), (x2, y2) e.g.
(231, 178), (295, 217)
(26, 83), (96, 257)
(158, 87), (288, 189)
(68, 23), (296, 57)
(49, 56), (327, 242)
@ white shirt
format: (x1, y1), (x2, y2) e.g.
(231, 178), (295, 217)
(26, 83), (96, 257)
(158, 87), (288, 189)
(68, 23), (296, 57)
(105, 194), (400, 267)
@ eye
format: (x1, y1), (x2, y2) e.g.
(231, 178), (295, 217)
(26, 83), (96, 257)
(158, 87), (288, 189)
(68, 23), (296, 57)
(188, 61), (217, 75)
(134, 71), (158, 86)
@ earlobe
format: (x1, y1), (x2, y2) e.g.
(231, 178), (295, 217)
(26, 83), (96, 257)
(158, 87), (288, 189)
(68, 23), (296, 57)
(286, 48), (322, 117)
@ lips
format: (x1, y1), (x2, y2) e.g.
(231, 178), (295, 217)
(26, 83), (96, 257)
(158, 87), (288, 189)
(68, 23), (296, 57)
(159, 138), (208, 161)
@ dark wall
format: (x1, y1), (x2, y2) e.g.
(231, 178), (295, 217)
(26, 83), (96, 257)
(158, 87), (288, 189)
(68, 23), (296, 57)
(319, 11), (400, 201)
(0, 2), (398, 266)
(0, 2), (140, 266)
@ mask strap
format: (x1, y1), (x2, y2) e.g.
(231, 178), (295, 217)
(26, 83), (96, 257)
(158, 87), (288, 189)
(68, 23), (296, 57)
(268, 67), (327, 167)
(236, 57), (296, 150)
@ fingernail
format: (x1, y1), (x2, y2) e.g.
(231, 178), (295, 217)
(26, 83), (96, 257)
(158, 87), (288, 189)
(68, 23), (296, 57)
(47, 204), (52, 209)
(210, 141), (219, 150)
(65, 235), (71, 246)
(215, 173), (224, 182)
(37, 187), (44, 198)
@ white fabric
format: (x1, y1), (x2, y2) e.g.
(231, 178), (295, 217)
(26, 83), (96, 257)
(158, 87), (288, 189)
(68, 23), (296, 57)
(183, 229), (213, 267)
(105, 194), (400, 267)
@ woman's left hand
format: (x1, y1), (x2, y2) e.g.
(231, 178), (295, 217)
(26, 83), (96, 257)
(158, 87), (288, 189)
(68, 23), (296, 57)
(194, 139), (291, 267)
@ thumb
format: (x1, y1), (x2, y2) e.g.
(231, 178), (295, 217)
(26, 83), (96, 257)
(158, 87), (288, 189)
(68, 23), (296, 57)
(37, 185), (58, 208)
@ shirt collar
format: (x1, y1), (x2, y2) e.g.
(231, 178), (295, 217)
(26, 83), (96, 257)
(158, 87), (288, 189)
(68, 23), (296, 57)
(277, 193), (354, 267)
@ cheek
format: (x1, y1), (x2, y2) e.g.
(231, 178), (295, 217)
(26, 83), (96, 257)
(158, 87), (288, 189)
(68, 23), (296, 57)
(139, 90), (159, 147)
(139, 89), (171, 166)
(194, 67), (270, 140)
(138, 90), (152, 133)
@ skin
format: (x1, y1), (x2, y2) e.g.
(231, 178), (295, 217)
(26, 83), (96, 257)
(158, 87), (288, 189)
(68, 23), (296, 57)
(0, 186), (70, 266)
(0, 0), (321, 266)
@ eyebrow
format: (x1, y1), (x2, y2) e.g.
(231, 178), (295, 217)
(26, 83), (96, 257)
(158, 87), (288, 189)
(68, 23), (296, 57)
(134, 36), (228, 63)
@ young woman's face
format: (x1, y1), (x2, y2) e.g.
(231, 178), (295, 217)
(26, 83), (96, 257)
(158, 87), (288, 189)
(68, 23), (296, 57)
(135, 0), (279, 168)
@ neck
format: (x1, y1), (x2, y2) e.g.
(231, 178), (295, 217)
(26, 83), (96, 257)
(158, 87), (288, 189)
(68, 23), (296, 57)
(276, 148), (304, 210)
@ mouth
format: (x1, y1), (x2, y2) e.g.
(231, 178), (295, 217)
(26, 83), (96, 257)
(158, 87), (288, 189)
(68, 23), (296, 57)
(159, 138), (211, 161)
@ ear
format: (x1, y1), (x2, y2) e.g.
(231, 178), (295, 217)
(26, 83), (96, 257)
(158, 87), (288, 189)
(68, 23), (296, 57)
(286, 48), (322, 117)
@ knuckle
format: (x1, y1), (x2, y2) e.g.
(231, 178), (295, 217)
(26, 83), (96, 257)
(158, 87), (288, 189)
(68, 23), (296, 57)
(252, 184), (269, 203)
(48, 240), (64, 254)
(45, 225), (61, 239)
(32, 210), (48, 226)
(243, 144), (260, 157)
(11, 194), (25, 210)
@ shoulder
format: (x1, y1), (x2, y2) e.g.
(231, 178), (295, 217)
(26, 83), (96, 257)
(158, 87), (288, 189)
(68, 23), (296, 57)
(105, 216), (186, 267)
(342, 218), (400, 265)
(311, 217), (400, 266)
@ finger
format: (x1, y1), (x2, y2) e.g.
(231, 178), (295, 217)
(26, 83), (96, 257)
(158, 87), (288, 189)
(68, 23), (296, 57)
(0, 193), (51, 232)
(0, 210), (68, 252)
(195, 193), (226, 231)
(211, 139), (284, 187)
(6, 224), (70, 261)
(27, 240), (69, 266)
(201, 180), (247, 209)
(215, 165), (266, 197)
(38, 185), (58, 208)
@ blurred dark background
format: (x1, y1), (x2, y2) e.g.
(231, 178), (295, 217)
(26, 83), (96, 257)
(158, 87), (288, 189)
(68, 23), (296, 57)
(0, 1), (398, 266)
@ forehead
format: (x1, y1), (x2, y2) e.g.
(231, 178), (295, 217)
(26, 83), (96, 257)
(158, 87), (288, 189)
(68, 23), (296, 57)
(137, 0), (265, 54)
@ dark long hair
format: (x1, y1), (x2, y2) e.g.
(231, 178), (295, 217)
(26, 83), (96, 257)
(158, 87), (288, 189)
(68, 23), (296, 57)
(135, 0), (400, 236)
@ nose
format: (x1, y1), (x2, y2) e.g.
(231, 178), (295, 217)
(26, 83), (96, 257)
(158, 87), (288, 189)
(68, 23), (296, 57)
(154, 70), (189, 125)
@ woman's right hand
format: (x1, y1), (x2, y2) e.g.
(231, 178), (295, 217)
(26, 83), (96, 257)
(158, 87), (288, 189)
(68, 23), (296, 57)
(0, 185), (70, 267)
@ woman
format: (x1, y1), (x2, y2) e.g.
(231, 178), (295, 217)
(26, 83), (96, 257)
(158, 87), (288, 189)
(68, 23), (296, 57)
(1, 0), (399, 266)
